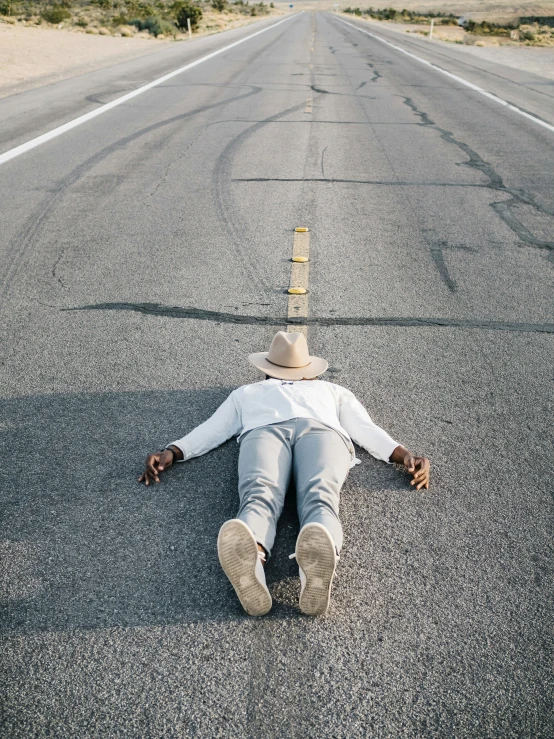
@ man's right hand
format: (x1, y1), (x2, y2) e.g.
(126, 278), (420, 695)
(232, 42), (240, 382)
(139, 449), (176, 485)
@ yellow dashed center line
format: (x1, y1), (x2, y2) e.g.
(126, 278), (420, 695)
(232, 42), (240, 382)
(287, 228), (310, 336)
(305, 97), (313, 114)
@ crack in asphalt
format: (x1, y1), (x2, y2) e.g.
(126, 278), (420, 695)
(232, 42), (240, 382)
(329, 14), (554, 273)
(310, 84), (375, 99)
(366, 57), (394, 65)
(324, 22), (477, 293)
(64, 302), (554, 333)
(429, 241), (475, 293)
(429, 242), (455, 293)
(399, 95), (554, 257)
(310, 84), (331, 94)
(148, 124), (210, 199)
(335, 13), (554, 103)
(366, 63), (382, 83)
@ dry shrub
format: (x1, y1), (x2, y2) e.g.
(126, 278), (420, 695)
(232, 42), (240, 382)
(41, 4), (71, 23)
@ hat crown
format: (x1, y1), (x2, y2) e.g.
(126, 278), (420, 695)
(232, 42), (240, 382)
(267, 331), (310, 369)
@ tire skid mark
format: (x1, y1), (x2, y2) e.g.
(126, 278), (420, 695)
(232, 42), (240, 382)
(0, 85), (263, 304)
(216, 120), (424, 125)
(206, 18), (313, 291)
(51, 247), (69, 291)
(320, 146), (328, 179)
(232, 177), (488, 186)
(84, 81), (263, 106)
(1, 20), (296, 304)
(64, 302), (554, 333)
(211, 99), (306, 291)
(85, 93), (109, 105)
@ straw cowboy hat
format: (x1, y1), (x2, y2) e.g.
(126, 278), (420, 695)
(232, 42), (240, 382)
(249, 331), (328, 380)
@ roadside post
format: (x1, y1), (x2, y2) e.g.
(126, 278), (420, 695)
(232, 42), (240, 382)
(429, 17), (434, 39)
(187, 17), (192, 40)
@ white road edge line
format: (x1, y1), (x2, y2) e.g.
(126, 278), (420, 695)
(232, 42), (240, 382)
(0, 12), (301, 167)
(333, 15), (554, 136)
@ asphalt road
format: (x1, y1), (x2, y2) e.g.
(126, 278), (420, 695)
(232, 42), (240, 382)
(1, 11), (553, 738)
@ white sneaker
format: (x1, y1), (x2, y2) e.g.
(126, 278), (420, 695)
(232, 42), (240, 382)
(295, 523), (337, 616)
(217, 519), (272, 617)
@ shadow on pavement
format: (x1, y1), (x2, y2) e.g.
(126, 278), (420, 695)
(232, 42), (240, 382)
(0, 387), (405, 633)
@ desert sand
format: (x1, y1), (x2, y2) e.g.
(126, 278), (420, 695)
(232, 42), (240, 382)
(276, 1), (554, 24)
(0, 11), (283, 99)
(0, 23), (172, 98)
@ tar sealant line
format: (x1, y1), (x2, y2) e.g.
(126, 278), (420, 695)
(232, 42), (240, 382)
(0, 12), (302, 167)
(64, 303), (554, 333)
(333, 15), (554, 136)
(287, 227), (310, 336)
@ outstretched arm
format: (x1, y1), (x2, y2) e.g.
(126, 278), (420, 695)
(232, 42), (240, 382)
(338, 388), (430, 489)
(139, 391), (241, 485)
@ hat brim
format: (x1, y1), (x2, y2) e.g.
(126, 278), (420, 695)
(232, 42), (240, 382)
(248, 352), (328, 380)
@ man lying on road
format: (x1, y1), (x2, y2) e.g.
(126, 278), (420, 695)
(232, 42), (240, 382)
(139, 331), (430, 617)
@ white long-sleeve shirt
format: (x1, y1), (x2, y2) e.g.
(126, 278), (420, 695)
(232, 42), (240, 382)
(169, 379), (399, 468)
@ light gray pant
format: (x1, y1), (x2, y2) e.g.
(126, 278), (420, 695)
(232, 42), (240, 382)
(236, 418), (352, 556)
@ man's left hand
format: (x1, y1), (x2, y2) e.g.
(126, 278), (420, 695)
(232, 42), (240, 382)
(403, 454), (430, 490)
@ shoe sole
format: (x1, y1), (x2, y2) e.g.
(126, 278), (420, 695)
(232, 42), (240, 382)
(217, 520), (272, 617)
(297, 523), (337, 616)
